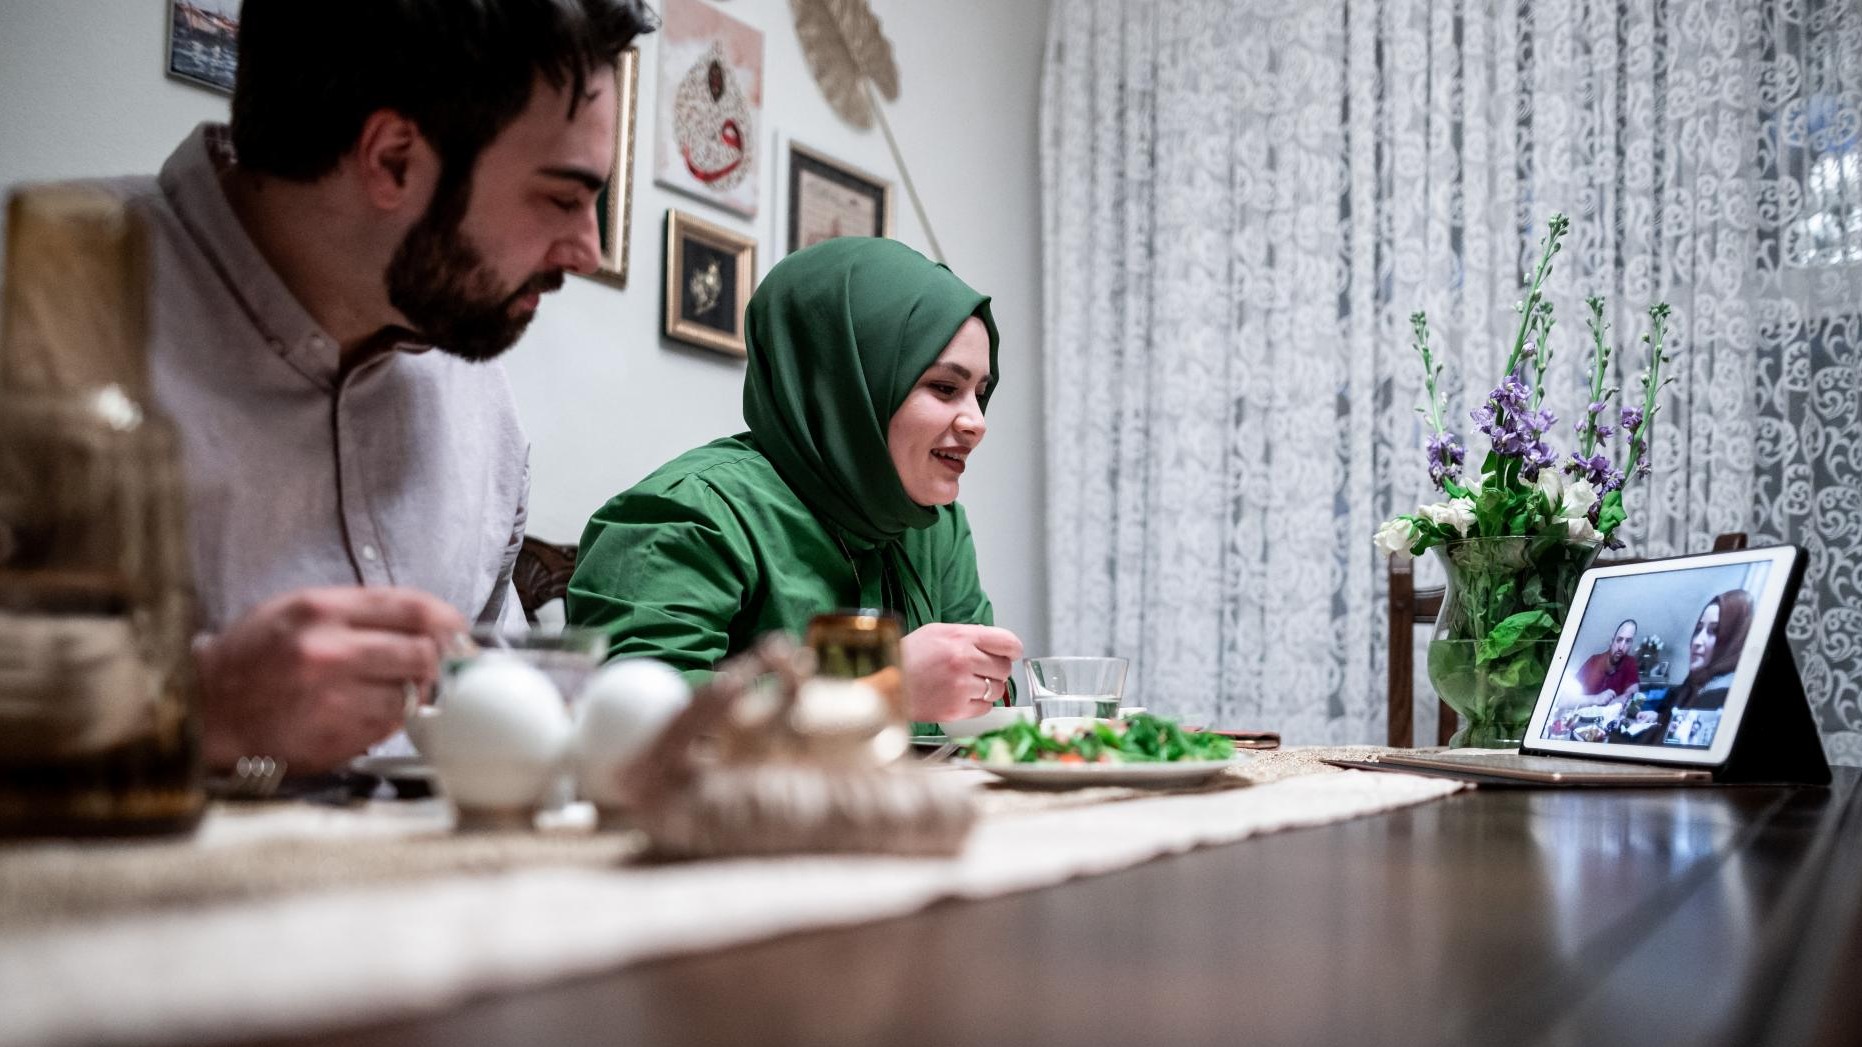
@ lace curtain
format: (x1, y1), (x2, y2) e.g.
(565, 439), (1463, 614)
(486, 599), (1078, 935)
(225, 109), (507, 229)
(1041, 0), (1862, 761)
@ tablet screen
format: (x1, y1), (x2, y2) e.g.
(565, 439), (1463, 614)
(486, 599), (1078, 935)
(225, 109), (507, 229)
(1525, 546), (1800, 765)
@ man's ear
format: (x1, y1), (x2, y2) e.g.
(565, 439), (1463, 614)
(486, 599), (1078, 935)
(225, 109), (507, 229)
(352, 110), (439, 213)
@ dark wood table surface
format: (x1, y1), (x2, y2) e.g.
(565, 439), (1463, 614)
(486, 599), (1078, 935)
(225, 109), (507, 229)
(254, 768), (1862, 1047)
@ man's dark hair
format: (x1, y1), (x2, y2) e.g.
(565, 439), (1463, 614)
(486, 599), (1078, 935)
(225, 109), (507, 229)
(231, 0), (656, 183)
(1616, 618), (1638, 635)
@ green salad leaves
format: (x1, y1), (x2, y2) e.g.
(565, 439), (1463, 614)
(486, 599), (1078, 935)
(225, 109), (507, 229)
(961, 713), (1235, 765)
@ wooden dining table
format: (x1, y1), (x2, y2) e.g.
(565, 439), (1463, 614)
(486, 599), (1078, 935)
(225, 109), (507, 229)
(239, 767), (1862, 1047)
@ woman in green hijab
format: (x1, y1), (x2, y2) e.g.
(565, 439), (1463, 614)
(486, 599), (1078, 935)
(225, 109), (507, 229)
(565, 238), (1022, 722)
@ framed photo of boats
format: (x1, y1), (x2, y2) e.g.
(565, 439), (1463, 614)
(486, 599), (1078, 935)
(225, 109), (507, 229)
(166, 0), (240, 94)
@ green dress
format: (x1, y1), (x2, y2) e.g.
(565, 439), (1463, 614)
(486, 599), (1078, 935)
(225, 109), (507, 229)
(566, 434), (997, 685)
(566, 237), (1004, 686)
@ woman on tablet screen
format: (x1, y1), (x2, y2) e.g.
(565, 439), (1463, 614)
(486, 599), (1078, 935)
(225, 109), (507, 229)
(1639, 589), (1754, 747)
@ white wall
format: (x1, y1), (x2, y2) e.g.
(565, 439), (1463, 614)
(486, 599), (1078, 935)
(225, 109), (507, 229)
(0, 0), (1051, 653)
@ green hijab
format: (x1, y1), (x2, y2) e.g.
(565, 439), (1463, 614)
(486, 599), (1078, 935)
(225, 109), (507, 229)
(742, 237), (1000, 549)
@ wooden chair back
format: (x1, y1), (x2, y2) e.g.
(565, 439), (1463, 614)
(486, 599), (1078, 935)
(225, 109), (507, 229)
(513, 536), (579, 624)
(1386, 531), (1750, 747)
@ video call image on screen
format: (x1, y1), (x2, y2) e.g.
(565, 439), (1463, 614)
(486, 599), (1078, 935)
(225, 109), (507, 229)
(1541, 561), (1771, 750)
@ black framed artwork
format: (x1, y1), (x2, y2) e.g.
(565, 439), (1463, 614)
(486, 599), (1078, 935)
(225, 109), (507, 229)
(784, 141), (894, 255)
(663, 209), (757, 356)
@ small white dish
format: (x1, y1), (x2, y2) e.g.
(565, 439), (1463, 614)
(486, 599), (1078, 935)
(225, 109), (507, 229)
(939, 705), (1035, 739)
(955, 754), (1252, 789)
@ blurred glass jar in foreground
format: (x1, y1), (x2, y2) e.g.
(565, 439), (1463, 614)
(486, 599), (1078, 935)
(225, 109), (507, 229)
(788, 609), (907, 765)
(0, 185), (205, 837)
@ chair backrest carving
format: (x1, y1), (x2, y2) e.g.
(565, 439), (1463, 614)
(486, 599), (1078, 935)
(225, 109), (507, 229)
(513, 536), (578, 625)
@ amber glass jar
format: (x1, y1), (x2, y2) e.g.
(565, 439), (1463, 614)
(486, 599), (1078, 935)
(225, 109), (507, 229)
(0, 186), (205, 837)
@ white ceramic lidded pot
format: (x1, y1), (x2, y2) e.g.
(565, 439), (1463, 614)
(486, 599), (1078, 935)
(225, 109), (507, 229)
(574, 658), (691, 828)
(406, 654), (574, 830)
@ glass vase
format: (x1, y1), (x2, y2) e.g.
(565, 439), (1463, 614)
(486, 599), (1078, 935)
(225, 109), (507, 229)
(1425, 536), (1600, 748)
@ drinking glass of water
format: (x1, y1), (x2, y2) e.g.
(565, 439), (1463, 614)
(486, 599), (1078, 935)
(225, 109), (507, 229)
(1026, 657), (1129, 724)
(442, 625), (609, 713)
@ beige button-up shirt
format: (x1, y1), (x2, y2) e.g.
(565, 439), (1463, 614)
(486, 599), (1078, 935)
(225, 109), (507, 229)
(92, 124), (528, 633)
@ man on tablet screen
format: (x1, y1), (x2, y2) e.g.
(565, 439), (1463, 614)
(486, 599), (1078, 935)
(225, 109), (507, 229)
(1575, 619), (1641, 706)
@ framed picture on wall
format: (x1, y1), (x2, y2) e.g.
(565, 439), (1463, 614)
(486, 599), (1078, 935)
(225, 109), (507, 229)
(663, 210), (757, 357)
(166, 0), (240, 94)
(784, 140), (894, 255)
(653, 0), (764, 218)
(589, 47), (642, 287)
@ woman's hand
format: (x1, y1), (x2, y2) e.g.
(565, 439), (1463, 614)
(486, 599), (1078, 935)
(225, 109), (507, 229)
(899, 623), (1024, 722)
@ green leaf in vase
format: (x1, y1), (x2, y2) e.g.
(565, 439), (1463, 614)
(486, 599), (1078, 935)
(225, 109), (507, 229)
(1476, 609), (1558, 664)
(1492, 578), (1518, 616)
(1483, 648), (1551, 688)
(1520, 573), (1545, 608)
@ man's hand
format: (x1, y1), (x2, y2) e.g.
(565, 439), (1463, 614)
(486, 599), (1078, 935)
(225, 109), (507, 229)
(899, 623), (1024, 722)
(194, 587), (466, 773)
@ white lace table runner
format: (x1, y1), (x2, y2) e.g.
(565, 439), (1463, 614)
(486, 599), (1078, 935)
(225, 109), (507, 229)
(0, 754), (1460, 1047)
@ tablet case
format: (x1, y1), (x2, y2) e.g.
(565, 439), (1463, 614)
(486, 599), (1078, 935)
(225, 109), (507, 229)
(1522, 544), (1829, 786)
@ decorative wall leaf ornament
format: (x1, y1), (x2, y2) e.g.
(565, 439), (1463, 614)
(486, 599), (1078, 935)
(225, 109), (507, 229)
(788, 0), (943, 262)
(790, 0), (898, 128)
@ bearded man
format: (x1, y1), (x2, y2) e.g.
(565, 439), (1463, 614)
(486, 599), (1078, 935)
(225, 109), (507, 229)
(66, 0), (655, 774)
(1575, 618), (1642, 705)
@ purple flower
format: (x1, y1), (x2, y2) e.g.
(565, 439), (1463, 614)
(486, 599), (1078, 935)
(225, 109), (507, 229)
(1522, 444), (1559, 480)
(1474, 377), (1560, 480)
(1564, 451), (1625, 494)
(1426, 431), (1466, 488)
(1588, 400), (1607, 415)
(1620, 406), (1645, 433)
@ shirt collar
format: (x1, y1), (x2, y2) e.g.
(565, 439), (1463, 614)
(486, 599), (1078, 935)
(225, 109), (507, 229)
(158, 123), (433, 386)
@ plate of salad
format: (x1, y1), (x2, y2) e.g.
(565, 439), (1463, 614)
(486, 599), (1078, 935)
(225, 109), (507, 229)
(954, 714), (1249, 788)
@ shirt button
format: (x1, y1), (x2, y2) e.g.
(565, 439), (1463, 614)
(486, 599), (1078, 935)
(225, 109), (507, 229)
(361, 544), (379, 562)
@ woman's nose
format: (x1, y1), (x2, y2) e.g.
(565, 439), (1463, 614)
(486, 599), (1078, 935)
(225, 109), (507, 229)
(955, 399), (986, 439)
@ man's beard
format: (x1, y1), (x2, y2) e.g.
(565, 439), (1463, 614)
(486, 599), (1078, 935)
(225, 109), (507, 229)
(386, 178), (564, 363)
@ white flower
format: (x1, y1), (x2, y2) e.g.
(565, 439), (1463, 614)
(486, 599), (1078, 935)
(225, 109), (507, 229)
(1561, 477), (1599, 519)
(1374, 517), (1419, 558)
(1534, 469), (1565, 505)
(1565, 514), (1602, 543)
(1417, 498), (1476, 536)
(1450, 496), (1476, 532)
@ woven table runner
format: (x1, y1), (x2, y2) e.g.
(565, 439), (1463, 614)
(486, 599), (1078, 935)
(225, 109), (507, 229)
(0, 748), (1459, 1047)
